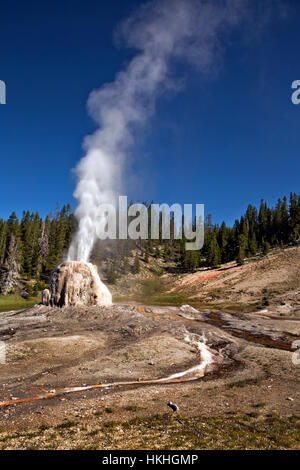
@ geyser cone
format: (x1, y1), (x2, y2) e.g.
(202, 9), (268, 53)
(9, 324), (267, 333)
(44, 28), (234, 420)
(45, 261), (112, 307)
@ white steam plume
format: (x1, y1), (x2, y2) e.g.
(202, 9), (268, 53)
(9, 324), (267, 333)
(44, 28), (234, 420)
(68, 0), (247, 262)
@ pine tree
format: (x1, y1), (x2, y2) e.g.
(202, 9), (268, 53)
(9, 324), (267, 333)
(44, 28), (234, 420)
(236, 234), (246, 265)
(249, 232), (257, 256)
(107, 264), (117, 283)
(163, 244), (170, 262)
(262, 240), (270, 256)
(207, 233), (221, 268)
(179, 238), (186, 271)
(184, 250), (199, 272)
(133, 254), (140, 274)
(219, 221), (228, 263)
(258, 200), (267, 246)
(123, 257), (130, 273)
(0, 219), (7, 264)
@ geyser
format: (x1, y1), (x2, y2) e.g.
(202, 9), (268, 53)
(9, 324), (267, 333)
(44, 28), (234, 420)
(43, 261), (112, 307)
(68, 0), (248, 264)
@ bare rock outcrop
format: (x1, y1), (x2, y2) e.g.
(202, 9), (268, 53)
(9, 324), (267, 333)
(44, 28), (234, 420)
(46, 261), (112, 307)
(41, 288), (51, 306)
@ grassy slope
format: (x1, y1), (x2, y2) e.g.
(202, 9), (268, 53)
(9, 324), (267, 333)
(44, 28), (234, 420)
(0, 294), (40, 313)
(113, 279), (188, 306)
(112, 246), (300, 312)
(113, 278), (260, 312)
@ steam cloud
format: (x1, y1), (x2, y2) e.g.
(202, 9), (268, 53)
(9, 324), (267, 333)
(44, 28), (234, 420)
(68, 0), (248, 262)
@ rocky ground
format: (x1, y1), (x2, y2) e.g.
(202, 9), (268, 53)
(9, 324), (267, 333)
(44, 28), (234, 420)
(0, 297), (299, 449)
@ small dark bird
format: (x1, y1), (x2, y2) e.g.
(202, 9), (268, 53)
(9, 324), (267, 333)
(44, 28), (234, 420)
(167, 401), (178, 412)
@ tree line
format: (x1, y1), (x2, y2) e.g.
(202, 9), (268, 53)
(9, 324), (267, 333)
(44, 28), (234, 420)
(0, 193), (299, 293)
(0, 205), (73, 294)
(96, 192), (300, 280)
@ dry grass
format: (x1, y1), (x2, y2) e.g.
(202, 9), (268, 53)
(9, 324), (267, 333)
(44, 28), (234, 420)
(0, 412), (298, 450)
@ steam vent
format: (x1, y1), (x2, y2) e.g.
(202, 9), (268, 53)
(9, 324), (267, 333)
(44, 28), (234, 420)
(43, 261), (112, 307)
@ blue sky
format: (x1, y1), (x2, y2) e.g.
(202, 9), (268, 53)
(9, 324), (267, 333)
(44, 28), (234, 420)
(0, 0), (299, 226)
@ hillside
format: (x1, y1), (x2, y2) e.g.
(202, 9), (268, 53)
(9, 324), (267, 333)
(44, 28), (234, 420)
(109, 245), (300, 315)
